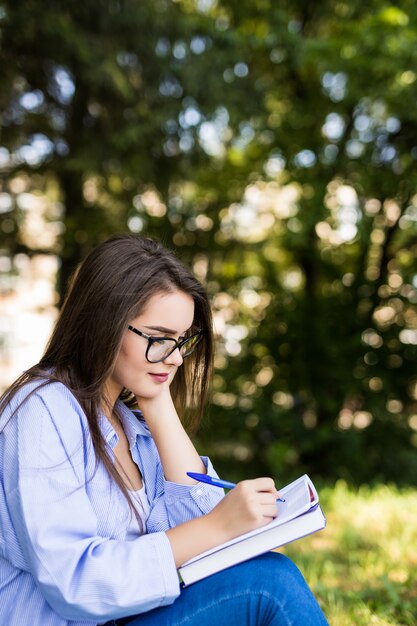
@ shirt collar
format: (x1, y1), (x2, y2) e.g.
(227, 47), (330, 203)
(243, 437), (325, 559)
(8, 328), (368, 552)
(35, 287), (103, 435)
(117, 401), (151, 446)
(99, 401), (151, 449)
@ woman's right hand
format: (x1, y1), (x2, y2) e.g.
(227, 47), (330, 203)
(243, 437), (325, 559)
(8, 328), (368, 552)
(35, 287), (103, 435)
(166, 476), (281, 567)
(206, 477), (280, 541)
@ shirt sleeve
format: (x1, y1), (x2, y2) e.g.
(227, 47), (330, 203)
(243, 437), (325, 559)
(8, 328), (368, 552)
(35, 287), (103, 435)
(5, 386), (181, 622)
(146, 456), (225, 533)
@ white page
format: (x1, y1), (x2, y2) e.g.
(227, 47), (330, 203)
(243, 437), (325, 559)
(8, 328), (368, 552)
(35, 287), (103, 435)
(275, 474), (317, 522)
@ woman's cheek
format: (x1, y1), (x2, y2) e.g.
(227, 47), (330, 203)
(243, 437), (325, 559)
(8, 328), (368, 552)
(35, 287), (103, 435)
(168, 368), (178, 385)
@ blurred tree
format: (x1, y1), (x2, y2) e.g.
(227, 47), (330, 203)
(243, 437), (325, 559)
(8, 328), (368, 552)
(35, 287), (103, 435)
(195, 0), (417, 485)
(0, 0), (235, 294)
(0, 0), (416, 484)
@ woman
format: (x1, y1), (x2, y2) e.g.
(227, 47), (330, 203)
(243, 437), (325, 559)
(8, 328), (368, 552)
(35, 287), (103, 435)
(0, 234), (328, 625)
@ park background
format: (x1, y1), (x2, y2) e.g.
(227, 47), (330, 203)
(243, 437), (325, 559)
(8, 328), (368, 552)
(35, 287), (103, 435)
(0, 1), (416, 624)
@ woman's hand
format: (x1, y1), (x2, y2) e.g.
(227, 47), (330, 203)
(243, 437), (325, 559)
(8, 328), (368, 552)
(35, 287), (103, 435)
(134, 379), (207, 484)
(166, 477), (280, 566)
(135, 380), (176, 427)
(207, 477), (279, 539)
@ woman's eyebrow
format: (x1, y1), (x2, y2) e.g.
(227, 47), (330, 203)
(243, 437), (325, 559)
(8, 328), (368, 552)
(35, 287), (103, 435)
(144, 325), (180, 334)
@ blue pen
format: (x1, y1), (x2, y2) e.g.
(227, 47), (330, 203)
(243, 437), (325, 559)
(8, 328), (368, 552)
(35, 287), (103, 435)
(187, 472), (286, 502)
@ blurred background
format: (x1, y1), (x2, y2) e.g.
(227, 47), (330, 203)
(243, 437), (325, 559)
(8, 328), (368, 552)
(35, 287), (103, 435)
(1, 0), (417, 489)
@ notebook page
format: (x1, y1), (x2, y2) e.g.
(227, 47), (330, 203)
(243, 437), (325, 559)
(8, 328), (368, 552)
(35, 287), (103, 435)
(275, 475), (312, 522)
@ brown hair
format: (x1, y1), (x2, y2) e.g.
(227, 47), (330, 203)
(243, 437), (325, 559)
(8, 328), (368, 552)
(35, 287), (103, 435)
(0, 234), (213, 523)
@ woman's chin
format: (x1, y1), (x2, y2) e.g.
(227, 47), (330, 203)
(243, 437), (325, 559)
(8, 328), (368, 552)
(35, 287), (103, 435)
(132, 388), (161, 400)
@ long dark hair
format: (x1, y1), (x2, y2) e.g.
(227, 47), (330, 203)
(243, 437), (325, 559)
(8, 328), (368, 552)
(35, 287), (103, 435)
(0, 234), (213, 521)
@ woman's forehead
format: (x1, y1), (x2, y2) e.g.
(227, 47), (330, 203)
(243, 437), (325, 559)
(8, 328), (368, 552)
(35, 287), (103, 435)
(133, 291), (195, 331)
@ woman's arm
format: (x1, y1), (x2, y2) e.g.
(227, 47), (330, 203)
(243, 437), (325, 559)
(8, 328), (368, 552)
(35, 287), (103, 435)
(136, 385), (206, 484)
(166, 477), (280, 567)
(137, 383), (280, 566)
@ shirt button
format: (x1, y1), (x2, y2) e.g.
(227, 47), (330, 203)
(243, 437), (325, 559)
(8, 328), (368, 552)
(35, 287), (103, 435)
(196, 488), (203, 496)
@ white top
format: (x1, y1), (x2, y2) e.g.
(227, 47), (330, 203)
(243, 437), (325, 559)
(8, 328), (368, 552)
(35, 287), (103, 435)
(126, 485), (151, 540)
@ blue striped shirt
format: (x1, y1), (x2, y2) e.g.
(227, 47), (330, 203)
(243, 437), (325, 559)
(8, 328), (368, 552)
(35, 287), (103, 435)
(0, 381), (224, 625)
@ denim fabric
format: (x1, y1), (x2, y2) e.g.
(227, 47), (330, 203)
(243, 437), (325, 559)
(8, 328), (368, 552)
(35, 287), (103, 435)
(104, 553), (329, 626)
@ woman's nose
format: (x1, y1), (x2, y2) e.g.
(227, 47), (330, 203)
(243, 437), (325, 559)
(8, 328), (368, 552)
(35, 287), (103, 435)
(164, 347), (184, 366)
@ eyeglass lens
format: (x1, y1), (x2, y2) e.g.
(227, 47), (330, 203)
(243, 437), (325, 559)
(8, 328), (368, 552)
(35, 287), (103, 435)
(148, 334), (202, 362)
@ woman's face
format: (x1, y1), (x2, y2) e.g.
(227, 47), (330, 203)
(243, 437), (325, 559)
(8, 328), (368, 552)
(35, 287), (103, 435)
(105, 290), (195, 405)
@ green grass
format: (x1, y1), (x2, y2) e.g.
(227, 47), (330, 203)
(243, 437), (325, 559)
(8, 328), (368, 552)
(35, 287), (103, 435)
(280, 481), (417, 625)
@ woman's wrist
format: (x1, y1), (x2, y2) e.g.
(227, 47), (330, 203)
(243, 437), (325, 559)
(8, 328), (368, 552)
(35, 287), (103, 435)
(166, 510), (230, 567)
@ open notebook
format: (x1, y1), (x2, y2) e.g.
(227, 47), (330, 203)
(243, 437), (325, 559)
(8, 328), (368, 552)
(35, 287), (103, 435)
(178, 474), (326, 586)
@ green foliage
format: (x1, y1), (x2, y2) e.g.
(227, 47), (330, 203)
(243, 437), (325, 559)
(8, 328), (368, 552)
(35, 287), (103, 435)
(283, 482), (417, 625)
(1, 0), (417, 483)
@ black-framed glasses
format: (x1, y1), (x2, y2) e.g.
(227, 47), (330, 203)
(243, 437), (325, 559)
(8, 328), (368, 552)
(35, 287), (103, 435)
(127, 325), (204, 363)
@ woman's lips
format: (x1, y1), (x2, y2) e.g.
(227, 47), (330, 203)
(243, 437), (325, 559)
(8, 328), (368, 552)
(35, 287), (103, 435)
(149, 373), (169, 383)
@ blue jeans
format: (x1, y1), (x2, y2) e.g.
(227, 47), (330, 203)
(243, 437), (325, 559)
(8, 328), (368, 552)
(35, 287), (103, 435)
(105, 553), (329, 625)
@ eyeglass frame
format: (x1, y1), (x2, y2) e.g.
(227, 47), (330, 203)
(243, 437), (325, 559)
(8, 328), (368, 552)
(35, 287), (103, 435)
(127, 325), (204, 363)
